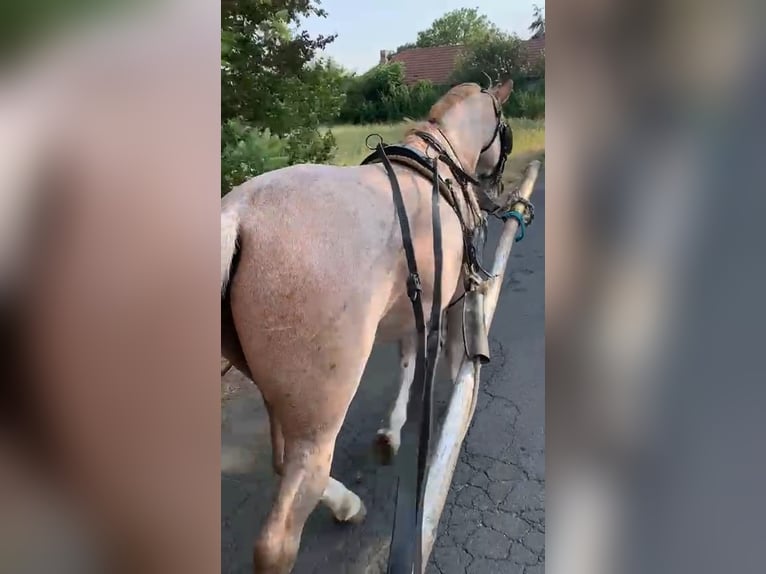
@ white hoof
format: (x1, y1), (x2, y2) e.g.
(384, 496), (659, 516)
(333, 492), (366, 524)
(323, 478), (366, 524)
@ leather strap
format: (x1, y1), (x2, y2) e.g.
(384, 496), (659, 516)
(376, 144), (443, 574)
(364, 143), (492, 299)
(362, 145), (455, 203)
(362, 144), (435, 177)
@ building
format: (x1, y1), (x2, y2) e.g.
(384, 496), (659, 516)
(378, 35), (545, 86)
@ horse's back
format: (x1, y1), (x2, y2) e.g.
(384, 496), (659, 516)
(224, 163), (400, 387)
(229, 162), (398, 291)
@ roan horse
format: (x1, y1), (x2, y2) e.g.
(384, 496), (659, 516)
(221, 80), (514, 573)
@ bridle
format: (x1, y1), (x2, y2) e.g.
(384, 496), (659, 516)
(478, 88), (513, 185)
(414, 88), (513, 197)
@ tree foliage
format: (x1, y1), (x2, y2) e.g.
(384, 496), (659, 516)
(451, 33), (545, 118)
(221, 0), (346, 191)
(412, 8), (500, 48)
(221, 0), (337, 128)
(529, 4), (545, 39)
(393, 42), (417, 54)
(340, 9), (546, 125)
(451, 33), (530, 86)
(221, 2), (545, 188)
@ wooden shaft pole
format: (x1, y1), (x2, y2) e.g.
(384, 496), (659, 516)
(420, 161), (541, 569)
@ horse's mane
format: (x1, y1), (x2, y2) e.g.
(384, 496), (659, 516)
(404, 82), (482, 140)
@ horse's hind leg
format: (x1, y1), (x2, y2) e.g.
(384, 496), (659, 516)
(262, 400), (285, 476)
(263, 402), (362, 516)
(250, 327), (376, 573)
(254, 413), (368, 573)
(222, 296), (252, 379)
(254, 431), (365, 573)
(223, 297), (287, 476)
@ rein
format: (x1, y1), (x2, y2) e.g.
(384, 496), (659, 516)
(374, 142), (442, 574)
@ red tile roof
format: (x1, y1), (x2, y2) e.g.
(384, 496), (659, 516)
(388, 45), (465, 86)
(385, 36), (545, 85)
(524, 36), (545, 69)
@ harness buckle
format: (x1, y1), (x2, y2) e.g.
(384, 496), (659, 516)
(407, 273), (422, 302)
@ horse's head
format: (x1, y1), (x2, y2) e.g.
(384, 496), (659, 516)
(474, 79), (514, 197)
(418, 80), (514, 205)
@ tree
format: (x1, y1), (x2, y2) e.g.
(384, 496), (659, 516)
(451, 33), (530, 86)
(221, 0), (338, 130)
(529, 4), (545, 39)
(338, 63), (408, 123)
(393, 41), (417, 54)
(414, 8), (500, 48)
(451, 33), (545, 118)
(221, 0), (348, 191)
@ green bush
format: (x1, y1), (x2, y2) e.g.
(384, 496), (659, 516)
(221, 121), (287, 192)
(221, 119), (335, 193)
(409, 80), (440, 118)
(504, 89), (545, 119)
(338, 64), (442, 124)
(284, 125), (336, 167)
(517, 90), (545, 119)
(335, 59), (544, 124)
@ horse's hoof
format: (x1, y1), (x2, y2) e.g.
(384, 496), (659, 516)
(333, 498), (367, 525)
(373, 429), (397, 466)
(347, 499), (366, 524)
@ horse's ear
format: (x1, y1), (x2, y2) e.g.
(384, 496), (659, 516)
(493, 79), (514, 104)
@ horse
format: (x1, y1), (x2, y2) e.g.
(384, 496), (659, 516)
(220, 79), (514, 573)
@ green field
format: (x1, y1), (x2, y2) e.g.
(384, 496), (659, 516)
(327, 118), (544, 185)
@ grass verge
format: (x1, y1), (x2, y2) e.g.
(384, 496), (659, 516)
(327, 118), (544, 185)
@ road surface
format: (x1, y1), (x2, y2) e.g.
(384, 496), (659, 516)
(222, 171), (544, 574)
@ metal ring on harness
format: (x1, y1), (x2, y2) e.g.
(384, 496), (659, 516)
(365, 133), (384, 150)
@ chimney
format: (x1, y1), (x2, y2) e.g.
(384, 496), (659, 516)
(379, 49), (389, 65)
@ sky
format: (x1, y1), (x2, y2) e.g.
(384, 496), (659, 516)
(300, 0), (541, 73)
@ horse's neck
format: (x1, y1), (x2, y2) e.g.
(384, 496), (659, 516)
(401, 104), (488, 227)
(428, 140), (484, 232)
(437, 106), (484, 174)
(432, 113), (486, 227)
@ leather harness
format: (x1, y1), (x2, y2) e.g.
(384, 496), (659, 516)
(359, 90), (514, 574)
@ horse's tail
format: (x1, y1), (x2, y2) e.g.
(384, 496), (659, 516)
(221, 206), (240, 297)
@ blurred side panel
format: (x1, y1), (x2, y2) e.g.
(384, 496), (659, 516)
(547, 0), (766, 573)
(0, 1), (220, 573)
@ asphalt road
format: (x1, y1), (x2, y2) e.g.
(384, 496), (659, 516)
(221, 170), (544, 574)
